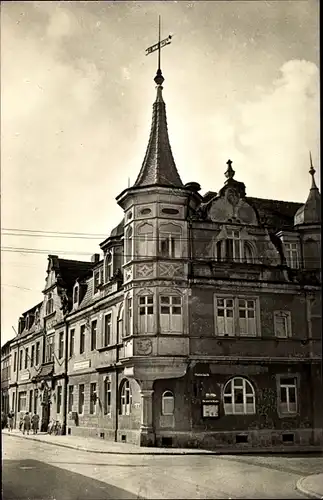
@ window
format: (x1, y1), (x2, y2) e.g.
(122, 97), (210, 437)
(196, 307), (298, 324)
(126, 297), (132, 336)
(284, 242), (299, 269)
(45, 337), (54, 362)
(35, 342), (40, 366)
(24, 348), (28, 369)
(18, 391), (27, 412)
(46, 293), (54, 315)
(57, 386), (62, 413)
(105, 251), (113, 282)
(80, 325), (86, 354)
(104, 379), (111, 415)
(30, 345), (35, 367)
(125, 226), (133, 263)
(216, 298), (234, 336)
(138, 223), (154, 258)
(117, 306), (124, 343)
(223, 378), (256, 415)
(69, 329), (75, 357)
(78, 384), (85, 414)
(29, 390), (33, 413)
(104, 314), (112, 347)
(139, 295), (154, 333)
(215, 296), (258, 337)
(58, 331), (64, 359)
(90, 320), (97, 351)
(68, 385), (74, 413)
(216, 230), (254, 263)
(159, 223), (182, 258)
(73, 285), (79, 305)
(162, 391), (174, 415)
(19, 350), (23, 371)
(160, 295), (183, 333)
(274, 311), (291, 338)
(90, 383), (97, 414)
(12, 392), (15, 413)
(120, 379), (132, 415)
(93, 271), (101, 294)
(13, 351), (17, 372)
(278, 377), (297, 414)
(238, 299), (256, 336)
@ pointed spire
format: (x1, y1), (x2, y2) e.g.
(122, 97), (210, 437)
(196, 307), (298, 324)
(225, 159), (235, 181)
(309, 151), (318, 190)
(134, 19), (183, 188)
(294, 152), (321, 225)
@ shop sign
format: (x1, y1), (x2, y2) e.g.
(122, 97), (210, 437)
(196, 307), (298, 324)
(202, 398), (220, 419)
(194, 363), (210, 377)
(74, 360), (91, 371)
(20, 371), (30, 382)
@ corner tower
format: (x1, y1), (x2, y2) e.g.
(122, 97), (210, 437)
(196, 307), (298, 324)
(116, 30), (201, 446)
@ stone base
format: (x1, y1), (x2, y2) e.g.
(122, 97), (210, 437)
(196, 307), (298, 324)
(140, 429), (156, 447)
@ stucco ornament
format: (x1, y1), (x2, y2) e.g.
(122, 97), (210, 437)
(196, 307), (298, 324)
(136, 339), (152, 355)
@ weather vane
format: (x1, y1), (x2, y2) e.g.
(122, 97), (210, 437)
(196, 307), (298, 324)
(145, 16), (172, 74)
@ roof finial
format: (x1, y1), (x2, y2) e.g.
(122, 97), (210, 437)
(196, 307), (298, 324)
(145, 16), (172, 87)
(309, 151), (318, 189)
(225, 159), (235, 181)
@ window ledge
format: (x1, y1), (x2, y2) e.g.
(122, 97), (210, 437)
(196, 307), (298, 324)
(97, 344), (116, 352)
(44, 311), (56, 319)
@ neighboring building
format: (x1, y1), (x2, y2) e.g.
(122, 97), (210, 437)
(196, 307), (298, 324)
(1, 340), (12, 415)
(3, 64), (321, 450)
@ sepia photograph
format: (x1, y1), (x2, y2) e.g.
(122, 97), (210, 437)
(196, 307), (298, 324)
(1, 1), (321, 499)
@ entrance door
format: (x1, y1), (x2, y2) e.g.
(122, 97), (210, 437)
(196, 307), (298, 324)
(41, 403), (50, 432)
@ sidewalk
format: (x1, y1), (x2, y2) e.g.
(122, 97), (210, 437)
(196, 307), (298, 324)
(296, 474), (323, 499)
(2, 429), (213, 455)
(2, 429), (322, 457)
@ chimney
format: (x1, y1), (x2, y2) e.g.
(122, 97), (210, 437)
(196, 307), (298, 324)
(91, 253), (100, 264)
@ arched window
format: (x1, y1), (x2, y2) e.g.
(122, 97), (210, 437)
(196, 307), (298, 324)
(117, 305), (124, 343)
(162, 390), (174, 415)
(46, 293), (54, 315)
(125, 226), (133, 263)
(138, 223), (154, 258)
(105, 251), (113, 282)
(243, 242), (253, 263)
(159, 223), (182, 258)
(223, 377), (255, 415)
(120, 379), (132, 415)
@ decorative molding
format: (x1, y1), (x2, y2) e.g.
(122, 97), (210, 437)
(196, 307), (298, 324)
(136, 263), (154, 278)
(159, 262), (183, 278)
(135, 338), (153, 356)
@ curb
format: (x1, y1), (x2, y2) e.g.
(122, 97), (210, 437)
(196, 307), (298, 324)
(3, 432), (323, 457)
(3, 432), (213, 456)
(296, 477), (323, 500)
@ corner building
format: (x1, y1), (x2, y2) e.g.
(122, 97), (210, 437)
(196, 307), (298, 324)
(7, 66), (322, 450)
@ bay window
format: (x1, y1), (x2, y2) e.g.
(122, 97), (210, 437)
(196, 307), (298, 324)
(160, 295), (183, 333)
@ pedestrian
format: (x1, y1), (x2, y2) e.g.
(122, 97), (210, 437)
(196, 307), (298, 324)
(7, 411), (14, 432)
(1, 411), (7, 430)
(31, 411), (40, 434)
(23, 411), (31, 435)
(19, 412), (24, 432)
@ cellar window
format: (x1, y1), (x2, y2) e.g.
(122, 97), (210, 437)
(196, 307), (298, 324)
(236, 434), (248, 444)
(282, 433), (294, 443)
(161, 437), (173, 447)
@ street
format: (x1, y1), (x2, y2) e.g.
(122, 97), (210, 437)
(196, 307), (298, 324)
(2, 434), (323, 499)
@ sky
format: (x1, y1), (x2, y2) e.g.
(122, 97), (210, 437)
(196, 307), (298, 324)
(1, 0), (320, 346)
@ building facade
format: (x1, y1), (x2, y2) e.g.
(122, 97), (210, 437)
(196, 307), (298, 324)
(3, 65), (322, 450)
(1, 340), (12, 415)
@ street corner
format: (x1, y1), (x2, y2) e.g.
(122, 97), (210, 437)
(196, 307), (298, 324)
(296, 474), (323, 499)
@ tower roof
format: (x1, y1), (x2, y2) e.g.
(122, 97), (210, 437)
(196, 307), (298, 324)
(294, 152), (321, 225)
(133, 70), (183, 188)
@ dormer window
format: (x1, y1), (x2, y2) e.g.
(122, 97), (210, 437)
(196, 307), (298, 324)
(93, 269), (102, 294)
(216, 229), (254, 263)
(73, 284), (79, 305)
(105, 251), (113, 282)
(25, 314), (34, 330)
(284, 242), (299, 269)
(46, 292), (54, 315)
